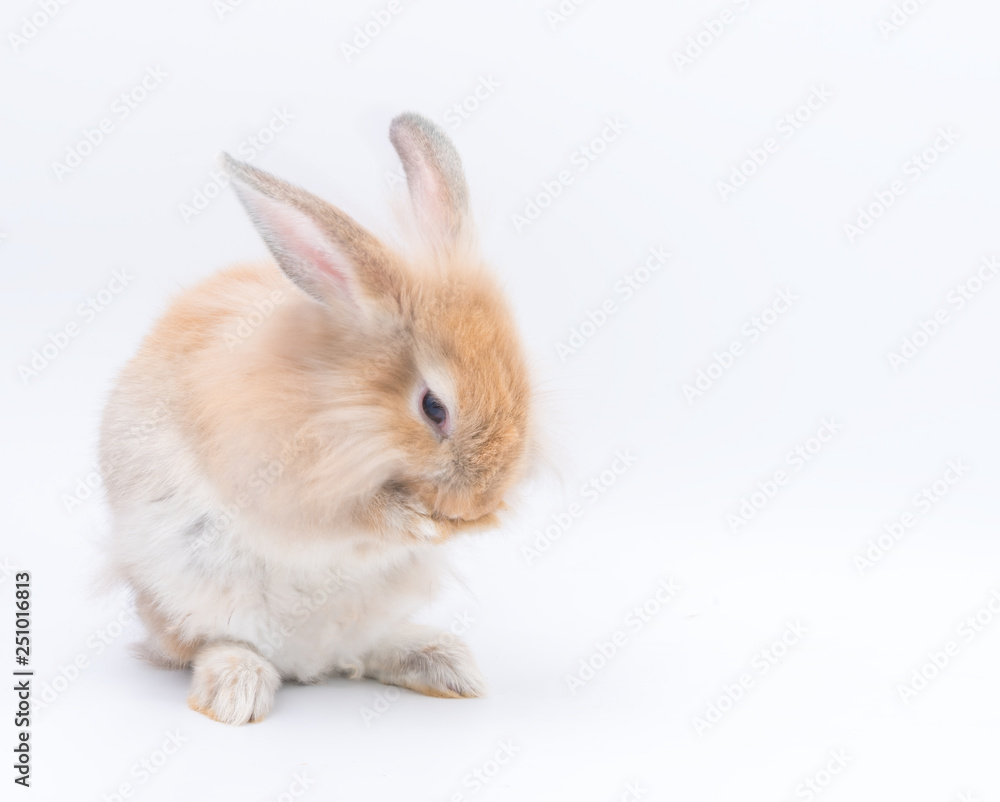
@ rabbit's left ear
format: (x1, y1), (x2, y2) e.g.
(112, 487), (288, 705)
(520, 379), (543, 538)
(390, 112), (470, 245)
(221, 153), (401, 320)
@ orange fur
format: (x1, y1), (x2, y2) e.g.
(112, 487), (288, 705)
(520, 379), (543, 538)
(127, 246), (532, 539)
(100, 112), (534, 721)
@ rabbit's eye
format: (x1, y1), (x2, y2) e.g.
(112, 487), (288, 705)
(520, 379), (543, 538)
(421, 389), (448, 430)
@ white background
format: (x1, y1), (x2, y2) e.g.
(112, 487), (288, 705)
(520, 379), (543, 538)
(3, 1), (1000, 800)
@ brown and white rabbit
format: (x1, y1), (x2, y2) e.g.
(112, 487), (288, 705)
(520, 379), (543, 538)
(99, 112), (534, 724)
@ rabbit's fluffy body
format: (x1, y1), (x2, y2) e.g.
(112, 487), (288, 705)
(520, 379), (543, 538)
(100, 114), (532, 723)
(102, 265), (447, 681)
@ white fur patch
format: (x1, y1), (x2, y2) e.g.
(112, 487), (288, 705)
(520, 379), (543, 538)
(188, 642), (281, 724)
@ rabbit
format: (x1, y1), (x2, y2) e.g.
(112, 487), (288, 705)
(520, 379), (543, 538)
(99, 112), (535, 725)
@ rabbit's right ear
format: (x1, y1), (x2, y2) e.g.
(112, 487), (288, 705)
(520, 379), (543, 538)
(390, 112), (471, 246)
(222, 154), (401, 317)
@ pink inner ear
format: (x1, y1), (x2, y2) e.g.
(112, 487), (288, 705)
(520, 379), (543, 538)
(247, 189), (356, 304)
(404, 141), (451, 237)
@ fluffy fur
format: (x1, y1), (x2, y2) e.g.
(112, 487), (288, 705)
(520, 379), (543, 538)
(100, 112), (533, 724)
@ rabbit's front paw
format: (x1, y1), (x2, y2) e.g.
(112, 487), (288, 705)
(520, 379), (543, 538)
(187, 642), (281, 725)
(391, 493), (445, 543)
(406, 504), (442, 542)
(365, 627), (487, 699)
(363, 485), (444, 543)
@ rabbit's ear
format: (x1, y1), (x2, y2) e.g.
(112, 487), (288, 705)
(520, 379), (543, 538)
(222, 154), (400, 314)
(390, 112), (470, 244)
